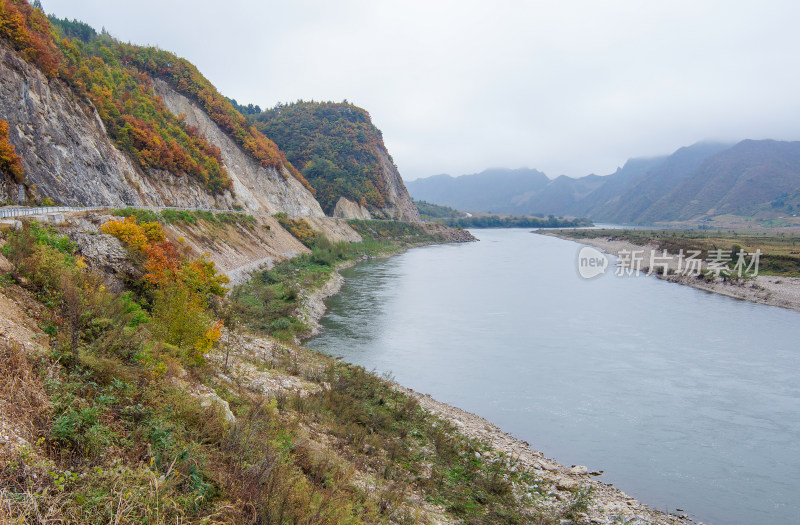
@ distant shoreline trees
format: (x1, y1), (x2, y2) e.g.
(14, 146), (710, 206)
(438, 214), (592, 229)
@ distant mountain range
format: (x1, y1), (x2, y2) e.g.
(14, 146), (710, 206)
(406, 140), (800, 224)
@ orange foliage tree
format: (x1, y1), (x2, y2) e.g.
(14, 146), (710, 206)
(0, 0), (60, 77)
(0, 118), (24, 183)
(101, 217), (229, 299)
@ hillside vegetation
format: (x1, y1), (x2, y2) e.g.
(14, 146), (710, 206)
(0, 1), (312, 194)
(0, 118), (24, 184)
(249, 101), (404, 215)
(0, 215), (584, 524)
(415, 200), (463, 220)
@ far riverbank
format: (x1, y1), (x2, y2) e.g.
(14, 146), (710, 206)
(540, 230), (800, 312)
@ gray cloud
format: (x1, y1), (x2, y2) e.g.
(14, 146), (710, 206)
(45, 0), (800, 179)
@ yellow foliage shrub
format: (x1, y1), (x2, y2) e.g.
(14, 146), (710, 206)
(101, 217), (164, 251)
(141, 221), (165, 243)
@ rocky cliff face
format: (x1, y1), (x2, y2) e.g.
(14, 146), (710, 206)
(0, 43), (247, 209)
(373, 146), (421, 222)
(0, 43), (147, 206)
(0, 43), (324, 217)
(153, 80), (324, 218)
(333, 197), (372, 220)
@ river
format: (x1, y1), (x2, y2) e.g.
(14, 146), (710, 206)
(308, 228), (800, 525)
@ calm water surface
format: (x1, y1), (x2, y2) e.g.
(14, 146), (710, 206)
(308, 229), (800, 525)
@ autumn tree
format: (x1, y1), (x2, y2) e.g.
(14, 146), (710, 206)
(101, 216), (228, 361)
(0, 0), (61, 76)
(0, 119), (24, 184)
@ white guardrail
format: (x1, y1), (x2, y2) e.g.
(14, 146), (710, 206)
(0, 206), (104, 219)
(0, 205), (261, 220)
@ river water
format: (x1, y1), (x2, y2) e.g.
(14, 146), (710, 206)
(308, 229), (800, 525)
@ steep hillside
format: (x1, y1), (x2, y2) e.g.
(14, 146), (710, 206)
(0, 39), (156, 207)
(507, 174), (605, 215)
(571, 156), (667, 217)
(153, 81), (322, 216)
(594, 142), (731, 223)
(0, 2), (322, 216)
(640, 140), (800, 221)
(250, 101), (420, 221)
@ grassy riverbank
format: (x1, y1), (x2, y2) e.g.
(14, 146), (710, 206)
(228, 219), (464, 342)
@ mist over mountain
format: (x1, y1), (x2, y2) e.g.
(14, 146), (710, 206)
(407, 140), (800, 224)
(405, 168), (550, 213)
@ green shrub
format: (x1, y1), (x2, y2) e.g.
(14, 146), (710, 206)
(273, 212), (319, 247)
(111, 207), (161, 224)
(160, 209), (197, 225)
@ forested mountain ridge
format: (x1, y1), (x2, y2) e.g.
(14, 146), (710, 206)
(246, 101), (420, 221)
(0, 1), (321, 216)
(407, 140), (800, 224)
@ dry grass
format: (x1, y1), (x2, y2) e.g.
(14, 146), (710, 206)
(0, 342), (50, 449)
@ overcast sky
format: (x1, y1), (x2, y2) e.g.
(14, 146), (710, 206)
(44, 0), (800, 180)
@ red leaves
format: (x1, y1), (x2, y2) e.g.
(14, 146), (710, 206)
(0, 0), (61, 77)
(143, 240), (182, 286)
(123, 47), (307, 186)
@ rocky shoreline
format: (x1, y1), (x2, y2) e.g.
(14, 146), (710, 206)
(298, 259), (355, 340)
(397, 385), (695, 525)
(544, 232), (800, 312)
